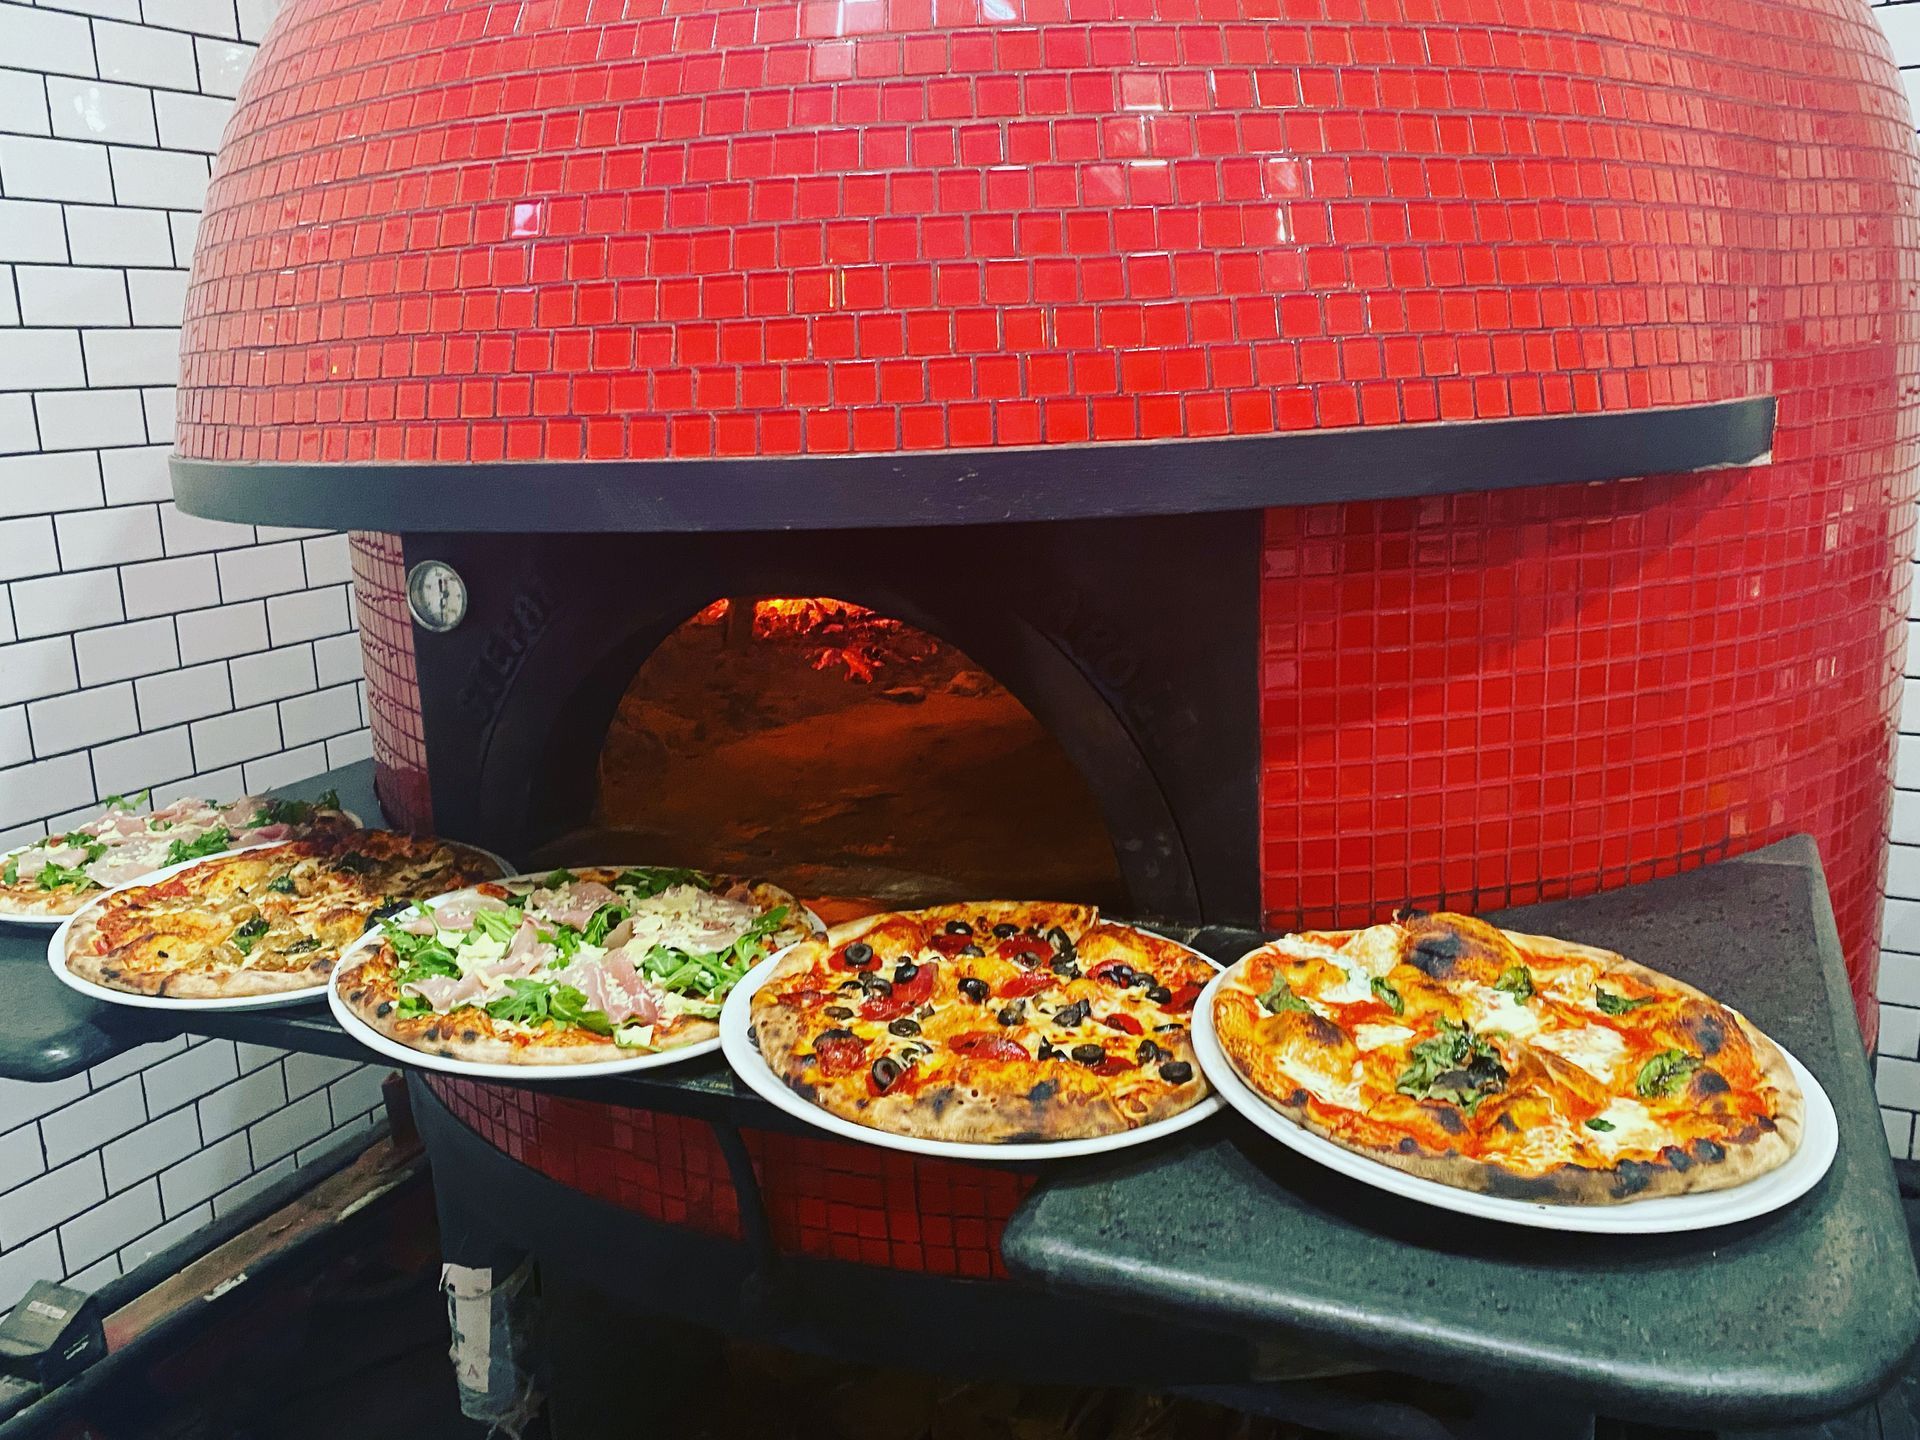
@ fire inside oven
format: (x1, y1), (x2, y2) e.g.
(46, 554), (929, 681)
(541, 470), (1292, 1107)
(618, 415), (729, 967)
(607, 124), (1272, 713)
(547, 596), (1125, 912)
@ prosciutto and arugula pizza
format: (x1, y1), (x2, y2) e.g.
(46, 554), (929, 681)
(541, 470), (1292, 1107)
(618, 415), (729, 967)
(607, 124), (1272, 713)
(61, 830), (504, 999)
(1211, 910), (1804, 1204)
(334, 867), (820, 1065)
(2, 791), (353, 921)
(748, 902), (1215, 1143)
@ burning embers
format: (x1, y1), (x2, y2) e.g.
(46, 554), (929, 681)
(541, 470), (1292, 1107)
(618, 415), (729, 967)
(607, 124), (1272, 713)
(575, 597), (1125, 910)
(692, 598), (943, 686)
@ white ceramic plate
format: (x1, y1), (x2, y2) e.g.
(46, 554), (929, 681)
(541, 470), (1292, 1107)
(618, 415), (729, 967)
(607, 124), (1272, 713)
(325, 871), (823, 1080)
(1191, 969), (1839, 1233)
(0, 808), (365, 930)
(720, 928), (1226, 1161)
(46, 835), (512, 1012)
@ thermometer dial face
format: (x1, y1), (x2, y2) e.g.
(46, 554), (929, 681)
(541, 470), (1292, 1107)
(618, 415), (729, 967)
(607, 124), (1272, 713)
(406, 560), (468, 633)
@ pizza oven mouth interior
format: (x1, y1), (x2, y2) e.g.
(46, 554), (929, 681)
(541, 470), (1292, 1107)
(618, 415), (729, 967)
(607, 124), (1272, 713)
(525, 595), (1129, 916)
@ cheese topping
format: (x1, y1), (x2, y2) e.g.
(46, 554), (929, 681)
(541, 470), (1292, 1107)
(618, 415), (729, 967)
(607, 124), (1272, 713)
(1583, 1098), (1666, 1159)
(1353, 1023), (1415, 1052)
(1275, 1053), (1366, 1112)
(1457, 982), (1543, 1039)
(1529, 1024), (1627, 1081)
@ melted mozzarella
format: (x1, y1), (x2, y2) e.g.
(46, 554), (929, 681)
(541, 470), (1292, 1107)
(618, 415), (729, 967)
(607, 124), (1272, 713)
(1339, 923), (1404, 978)
(1530, 1024), (1626, 1081)
(1457, 982), (1542, 1039)
(1274, 1054), (1365, 1112)
(1353, 1023), (1414, 1052)
(1583, 1098), (1667, 1159)
(1265, 935), (1377, 1005)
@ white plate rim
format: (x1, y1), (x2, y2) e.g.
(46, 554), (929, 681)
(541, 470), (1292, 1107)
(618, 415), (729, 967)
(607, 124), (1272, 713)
(0, 807), (365, 930)
(718, 925), (1226, 1161)
(1191, 967), (1840, 1233)
(322, 868), (823, 1080)
(46, 834), (514, 1012)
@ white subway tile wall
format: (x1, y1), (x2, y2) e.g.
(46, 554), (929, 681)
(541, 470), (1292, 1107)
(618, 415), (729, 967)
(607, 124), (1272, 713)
(0, 0), (389, 1312)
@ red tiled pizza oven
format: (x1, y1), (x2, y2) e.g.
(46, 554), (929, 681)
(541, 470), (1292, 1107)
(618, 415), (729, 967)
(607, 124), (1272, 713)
(176, 0), (1920, 1273)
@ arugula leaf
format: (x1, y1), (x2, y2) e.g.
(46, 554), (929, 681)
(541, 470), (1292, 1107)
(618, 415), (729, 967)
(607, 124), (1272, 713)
(102, 790), (147, 811)
(1595, 988), (1653, 1016)
(1, 856), (15, 885)
(542, 868), (577, 888)
(397, 994), (433, 1018)
(230, 916), (270, 956)
(164, 827), (233, 867)
(540, 925), (583, 961)
(1396, 1020), (1509, 1110)
(60, 832), (93, 848)
(382, 920), (462, 987)
(582, 902), (630, 946)
(36, 859), (101, 892)
(468, 907), (520, 944)
(1494, 965), (1534, 999)
(614, 866), (708, 899)
(482, 980), (611, 1035)
(1257, 976), (1311, 1014)
(1585, 1117), (1615, 1132)
(1636, 1048), (1701, 1098)
(250, 789), (345, 827)
(1370, 977), (1404, 1015)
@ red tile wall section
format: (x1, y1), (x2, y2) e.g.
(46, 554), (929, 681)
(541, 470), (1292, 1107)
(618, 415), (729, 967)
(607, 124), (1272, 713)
(192, 0), (1920, 1040)
(347, 531), (433, 830)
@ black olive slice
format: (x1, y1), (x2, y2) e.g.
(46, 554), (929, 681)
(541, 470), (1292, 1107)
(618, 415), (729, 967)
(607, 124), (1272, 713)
(957, 943), (984, 957)
(837, 979), (865, 994)
(944, 920), (974, 936)
(1136, 1038), (1164, 1063)
(1037, 1042), (1062, 1061)
(1071, 1043), (1106, 1067)
(893, 961), (919, 984)
(1145, 984), (1172, 1004)
(871, 1057), (904, 1091)
(996, 1000), (1026, 1027)
(815, 1028), (857, 1045)
(1046, 925), (1073, 953)
(1098, 963), (1137, 987)
(1158, 1060), (1194, 1085)
(859, 973), (893, 999)
(958, 977), (991, 1003)
(992, 922), (1018, 938)
(1054, 999), (1091, 1027)
(844, 941), (875, 967)
(825, 1005), (854, 1019)
(1050, 954), (1081, 978)
(888, 1017), (921, 1037)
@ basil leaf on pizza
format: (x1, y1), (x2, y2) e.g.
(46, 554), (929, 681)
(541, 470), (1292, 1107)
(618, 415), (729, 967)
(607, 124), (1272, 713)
(748, 902), (1216, 1143)
(1211, 912), (1805, 1205)
(333, 866), (818, 1066)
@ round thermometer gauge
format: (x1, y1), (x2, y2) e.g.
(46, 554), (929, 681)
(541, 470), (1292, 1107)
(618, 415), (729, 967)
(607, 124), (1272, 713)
(406, 560), (468, 633)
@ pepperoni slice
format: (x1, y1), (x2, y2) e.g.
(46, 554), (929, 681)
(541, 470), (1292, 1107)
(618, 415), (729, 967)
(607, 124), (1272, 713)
(996, 934), (1052, 966)
(858, 962), (937, 1021)
(1101, 1011), (1143, 1036)
(1092, 1056), (1135, 1076)
(812, 1033), (869, 1076)
(1164, 982), (1203, 1014)
(997, 970), (1055, 999)
(927, 932), (974, 957)
(948, 1031), (1030, 1063)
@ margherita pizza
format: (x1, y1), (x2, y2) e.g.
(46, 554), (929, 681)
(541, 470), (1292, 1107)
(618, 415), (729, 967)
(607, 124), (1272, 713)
(335, 866), (819, 1065)
(2, 790), (354, 921)
(748, 902), (1215, 1143)
(62, 830), (504, 999)
(1211, 910), (1804, 1204)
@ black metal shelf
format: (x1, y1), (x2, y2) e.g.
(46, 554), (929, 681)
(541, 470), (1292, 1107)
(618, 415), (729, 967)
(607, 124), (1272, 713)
(170, 397), (1774, 533)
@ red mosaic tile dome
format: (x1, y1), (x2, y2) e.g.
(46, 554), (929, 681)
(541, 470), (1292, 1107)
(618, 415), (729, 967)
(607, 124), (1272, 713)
(178, 0), (1920, 1035)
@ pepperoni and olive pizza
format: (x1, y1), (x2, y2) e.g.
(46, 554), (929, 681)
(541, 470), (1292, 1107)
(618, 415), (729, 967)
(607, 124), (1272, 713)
(61, 830), (505, 999)
(1211, 910), (1805, 1204)
(748, 902), (1215, 1143)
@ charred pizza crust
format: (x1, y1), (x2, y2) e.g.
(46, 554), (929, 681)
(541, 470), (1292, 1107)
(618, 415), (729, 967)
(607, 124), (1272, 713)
(63, 831), (504, 999)
(333, 867), (816, 1066)
(750, 902), (1214, 1143)
(1213, 916), (1803, 1204)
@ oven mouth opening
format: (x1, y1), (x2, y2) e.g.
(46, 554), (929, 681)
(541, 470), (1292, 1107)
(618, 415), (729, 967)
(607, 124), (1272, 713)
(532, 595), (1128, 918)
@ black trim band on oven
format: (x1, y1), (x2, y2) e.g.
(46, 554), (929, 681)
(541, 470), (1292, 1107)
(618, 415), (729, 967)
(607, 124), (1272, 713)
(170, 395), (1775, 533)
